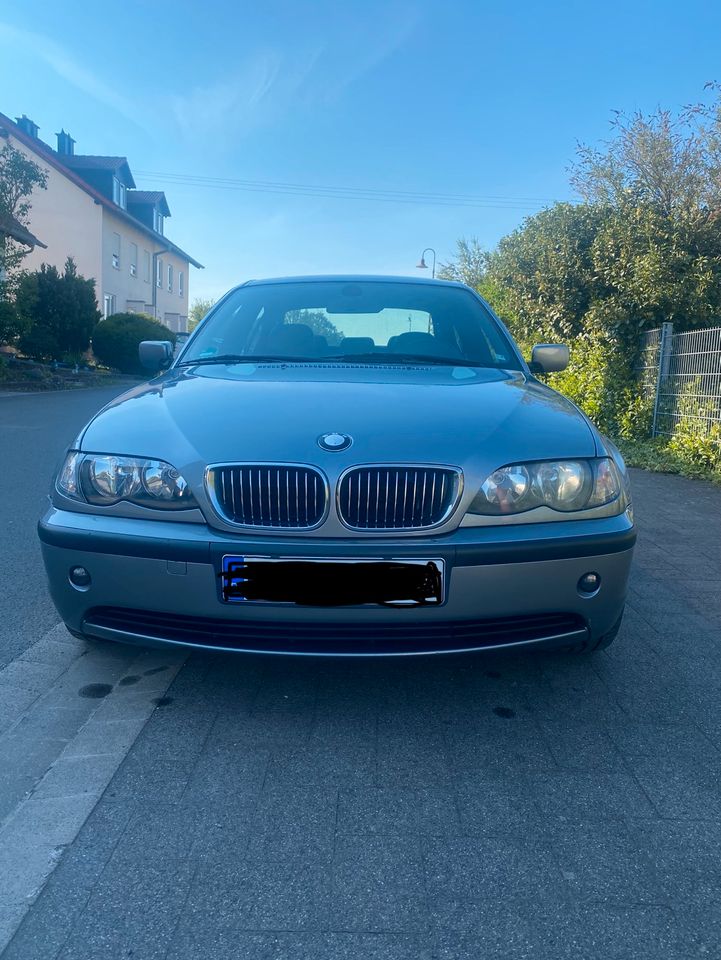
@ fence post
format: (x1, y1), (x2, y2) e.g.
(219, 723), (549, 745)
(651, 322), (674, 437)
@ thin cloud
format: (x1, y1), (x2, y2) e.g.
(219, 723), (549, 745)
(168, 50), (289, 143)
(304, 3), (420, 105)
(164, 5), (419, 145)
(167, 46), (332, 147)
(0, 22), (146, 130)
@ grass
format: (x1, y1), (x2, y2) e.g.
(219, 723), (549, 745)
(617, 436), (721, 485)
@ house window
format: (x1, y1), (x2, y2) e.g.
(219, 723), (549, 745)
(179, 271), (184, 297)
(153, 210), (164, 235)
(129, 243), (138, 277)
(167, 264), (173, 293)
(156, 257), (163, 288)
(111, 232), (121, 269)
(143, 250), (151, 282)
(103, 294), (116, 318)
(112, 178), (127, 209)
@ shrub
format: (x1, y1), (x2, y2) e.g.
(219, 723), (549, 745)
(0, 295), (31, 345)
(91, 313), (176, 375)
(663, 377), (721, 469)
(16, 258), (101, 360)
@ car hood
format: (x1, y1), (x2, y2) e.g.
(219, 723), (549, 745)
(80, 363), (597, 475)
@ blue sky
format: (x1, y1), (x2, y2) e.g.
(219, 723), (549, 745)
(1, 0), (719, 303)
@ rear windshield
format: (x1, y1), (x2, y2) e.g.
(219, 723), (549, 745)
(178, 280), (521, 369)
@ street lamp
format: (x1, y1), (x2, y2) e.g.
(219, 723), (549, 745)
(416, 247), (436, 279)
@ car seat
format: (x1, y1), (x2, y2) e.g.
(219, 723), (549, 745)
(263, 323), (315, 356)
(387, 331), (461, 357)
(338, 337), (376, 355)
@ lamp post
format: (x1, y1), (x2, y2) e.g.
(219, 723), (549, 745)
(416, 247), (436, 279)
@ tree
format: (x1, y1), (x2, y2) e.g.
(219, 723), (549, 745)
(0, 142), (47, 280)
(285, 309), (344, 343)
(570, 104), (720, 217)
(17, 258), (101, 361)
(484, 203), (610, 345)
(439, 87), (721, 440)
(437, 238), (489, 290)
(92, 312), (177, 375)
(0, 297), (25, 345)
(188, 296), (215, 331)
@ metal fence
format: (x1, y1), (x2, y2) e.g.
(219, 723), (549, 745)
(640, 323), (721, 445)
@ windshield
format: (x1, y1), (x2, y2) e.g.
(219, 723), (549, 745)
(178, 280), (521, 369)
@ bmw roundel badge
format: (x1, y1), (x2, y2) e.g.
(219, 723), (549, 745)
(318, 432), (352, 451)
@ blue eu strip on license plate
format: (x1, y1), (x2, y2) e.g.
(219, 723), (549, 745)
(221, 556), (249, 602)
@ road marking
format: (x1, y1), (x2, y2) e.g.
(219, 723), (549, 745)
(0, 624), (186, 951)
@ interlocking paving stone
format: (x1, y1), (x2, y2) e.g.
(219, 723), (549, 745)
(541, 821), (666, 904)
(669, 898), (721, 957)
(446, 720), (560, 776)
(186, 855), (332, 931)
(452, 774), (545, 837)
(55, 860), (196, 960)
(330, 835), (427, 932)
(604, 720), (721, 762)
(424, 835), (569, 906)
(628, 756), (721, 820)
(264, 744), (375, 788)
(434, 904), (686, 959)
(634, 820), (721, 901)
(526, 770), (658, 821)
(538, 721), (627, 771)
(168, 928), (435, 960)
(338, 787), (461, 836)
(376, 732), (452, 787)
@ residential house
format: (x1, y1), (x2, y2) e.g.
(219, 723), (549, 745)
(0, 112), (202, 332)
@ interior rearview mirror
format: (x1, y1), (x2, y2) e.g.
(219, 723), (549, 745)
(139, 340), (174, 371)
(529, 343), (569, 374)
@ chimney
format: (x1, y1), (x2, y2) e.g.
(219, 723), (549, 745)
(56, 129), (75, 156)
(15, 114), (39, 139)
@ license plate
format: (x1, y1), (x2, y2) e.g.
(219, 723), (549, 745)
(219, 556), (445, 606)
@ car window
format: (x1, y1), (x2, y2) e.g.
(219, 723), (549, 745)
(180, 280), (521, 369)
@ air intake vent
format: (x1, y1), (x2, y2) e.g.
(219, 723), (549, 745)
(338, 466), (461, 530)
(208, 464), (327, 528)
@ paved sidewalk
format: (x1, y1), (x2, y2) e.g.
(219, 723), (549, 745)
(2, 467), (721, 959)
(0, 627), (185, 950)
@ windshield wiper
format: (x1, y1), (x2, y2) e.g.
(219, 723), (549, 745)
(177, 352), (488, 368)
(177, 354), (320, 367)
(323, 353), (483, 367)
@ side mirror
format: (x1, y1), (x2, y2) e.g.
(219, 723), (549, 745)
(529, 343), (569, 374)
(139, 340), (174, 371)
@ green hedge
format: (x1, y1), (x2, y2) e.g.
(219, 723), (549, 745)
(91, 313), (176, 375)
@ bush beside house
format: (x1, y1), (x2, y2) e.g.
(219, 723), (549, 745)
(14, 258), (101, 362)
(91, 313), (176, 375)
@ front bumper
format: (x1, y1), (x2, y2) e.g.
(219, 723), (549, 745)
(39, 507), (635, 656)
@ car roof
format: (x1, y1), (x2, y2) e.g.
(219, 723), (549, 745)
(240, 274), (470, 289)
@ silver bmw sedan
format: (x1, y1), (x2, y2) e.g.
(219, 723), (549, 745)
(39, 276), (635, 656)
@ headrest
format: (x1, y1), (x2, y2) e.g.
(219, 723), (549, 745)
(338, 337), (375, 355)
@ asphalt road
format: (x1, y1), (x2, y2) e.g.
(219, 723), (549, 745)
(1, 388), (721, 959)
(0, 387), (129, 668)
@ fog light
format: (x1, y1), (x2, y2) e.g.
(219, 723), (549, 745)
(69, 566), (91, 588)
(578, 572), (600, 595)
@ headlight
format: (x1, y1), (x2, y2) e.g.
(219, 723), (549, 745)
(56, 452), (197, 510)
(468, 458), (622, 516)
